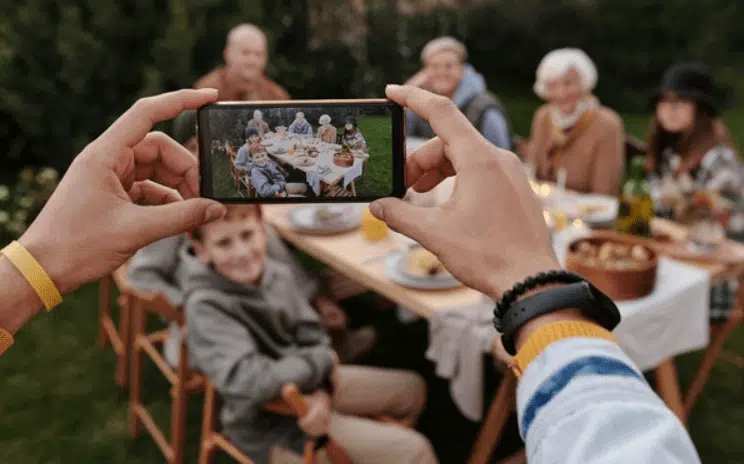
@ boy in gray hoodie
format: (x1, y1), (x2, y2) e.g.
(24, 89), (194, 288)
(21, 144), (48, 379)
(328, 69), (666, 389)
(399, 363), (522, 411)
(184, 206), (437, 464)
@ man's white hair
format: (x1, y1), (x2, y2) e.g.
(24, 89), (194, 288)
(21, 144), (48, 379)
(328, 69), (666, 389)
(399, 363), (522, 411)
(296, 112), (305, 119)
(420, 36), (467, 63)
(533, 48), (598, 100)
(253, 109), (262, 118)
(319, 114), (331, 125)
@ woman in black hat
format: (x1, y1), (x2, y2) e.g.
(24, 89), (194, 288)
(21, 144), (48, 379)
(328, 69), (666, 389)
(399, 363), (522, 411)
(340, 116), (368, 152)
(645, 62), (743, 324)
(645, 62), (738, 181)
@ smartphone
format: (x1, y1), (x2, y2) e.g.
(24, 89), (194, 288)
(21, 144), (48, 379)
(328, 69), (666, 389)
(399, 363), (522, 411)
(197, 99), (406, 203)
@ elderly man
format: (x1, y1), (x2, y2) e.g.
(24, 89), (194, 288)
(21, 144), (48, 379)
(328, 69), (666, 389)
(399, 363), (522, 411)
(287, 112), (314, 136)
(195, 24), (289, 101)
(247, 110), (270, 137)
(404, 36), (511, 150)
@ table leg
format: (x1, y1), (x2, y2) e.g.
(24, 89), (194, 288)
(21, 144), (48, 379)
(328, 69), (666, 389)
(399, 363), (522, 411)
(654, 359), (686, 426)
(468, 371), (517, 464)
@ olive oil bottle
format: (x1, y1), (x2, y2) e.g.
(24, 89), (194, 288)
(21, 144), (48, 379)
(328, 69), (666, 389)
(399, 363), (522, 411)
(616, 157), (654, 237)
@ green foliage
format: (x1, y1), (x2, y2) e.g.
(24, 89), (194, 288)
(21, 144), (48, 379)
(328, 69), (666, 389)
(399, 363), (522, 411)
(2, 0), (743, 184)
(0, 167), (59, 244)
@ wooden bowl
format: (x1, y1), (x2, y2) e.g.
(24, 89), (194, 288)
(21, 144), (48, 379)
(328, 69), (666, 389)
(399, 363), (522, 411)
(333, 152), (354, 167)
(565, 234), (658, 301)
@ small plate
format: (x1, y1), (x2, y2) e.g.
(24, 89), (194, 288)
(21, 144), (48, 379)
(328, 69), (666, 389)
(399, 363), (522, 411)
(288, 205), (360, 234)
(574, 194), (618, 224)
(295, 156), (316, 167)
(385, 252), (461, 290)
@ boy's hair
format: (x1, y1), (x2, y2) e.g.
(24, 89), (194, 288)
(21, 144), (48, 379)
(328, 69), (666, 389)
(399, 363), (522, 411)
(191, 205), (263, 241)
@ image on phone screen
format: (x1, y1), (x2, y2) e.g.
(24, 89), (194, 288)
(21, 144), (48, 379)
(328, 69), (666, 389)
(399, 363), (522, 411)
(198, 99), (405, 203)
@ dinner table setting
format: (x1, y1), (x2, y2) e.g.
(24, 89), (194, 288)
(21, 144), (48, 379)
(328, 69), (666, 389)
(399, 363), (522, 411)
(260, 132), (367, 195)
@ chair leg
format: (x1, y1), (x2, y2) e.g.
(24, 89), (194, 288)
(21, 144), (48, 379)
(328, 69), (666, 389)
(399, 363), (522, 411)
(98, 275), (112, 347)
(199, 383), (218, 464)
(116, 294), (132, 389)
(170, 338), (190, 464)
(129, 299), (145, 438)
(684, 311), (743, 416)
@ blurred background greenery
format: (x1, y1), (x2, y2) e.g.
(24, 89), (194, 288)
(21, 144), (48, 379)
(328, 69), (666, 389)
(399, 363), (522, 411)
(2, 0), (744, 184)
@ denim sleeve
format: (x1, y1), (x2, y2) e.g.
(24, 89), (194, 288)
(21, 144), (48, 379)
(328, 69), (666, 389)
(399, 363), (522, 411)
(518, 337), (701, 464)
(480, 108), (511, 151)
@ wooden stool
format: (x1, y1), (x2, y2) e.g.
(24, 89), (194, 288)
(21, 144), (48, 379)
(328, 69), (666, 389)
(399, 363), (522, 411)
(98, 264), (133, 388)
(129, 291), (204, 464)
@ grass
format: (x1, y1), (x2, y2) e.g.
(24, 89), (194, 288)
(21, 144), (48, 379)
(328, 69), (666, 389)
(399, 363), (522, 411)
(3, 101), (744, 463)
(209, 115), (393, 200)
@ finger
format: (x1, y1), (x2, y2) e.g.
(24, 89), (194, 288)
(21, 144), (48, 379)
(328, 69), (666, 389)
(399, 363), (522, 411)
(133, 131), (200, 199)
(405, 137), (453, 188)
(129, 198), (226, 250)
(369, 198), (437, 245)
(387, 85), (481, 154)
(411, 170), (449, 193)
(128, 180), (183, 206)
(102, 88), (218, 148)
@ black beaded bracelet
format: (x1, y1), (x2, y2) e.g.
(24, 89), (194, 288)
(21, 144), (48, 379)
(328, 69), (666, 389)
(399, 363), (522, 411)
(493, 270), (585, 331)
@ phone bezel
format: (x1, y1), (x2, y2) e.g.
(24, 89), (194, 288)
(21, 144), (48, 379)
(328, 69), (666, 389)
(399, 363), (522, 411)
(197, 99), (406, 204)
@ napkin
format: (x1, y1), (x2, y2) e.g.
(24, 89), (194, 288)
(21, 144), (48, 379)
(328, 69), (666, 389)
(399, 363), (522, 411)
(425, 299), (500, 421)
(307, 165), (331, 196)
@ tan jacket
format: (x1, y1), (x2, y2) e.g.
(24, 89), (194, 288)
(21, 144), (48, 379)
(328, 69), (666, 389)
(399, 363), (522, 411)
(528, 103), (625, 195)
(195, 66), (290, 101)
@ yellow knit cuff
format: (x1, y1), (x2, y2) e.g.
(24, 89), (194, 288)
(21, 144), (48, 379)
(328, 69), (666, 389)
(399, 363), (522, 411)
(1, 241), (63, 311)
(509, 320), (617, 378)
(0, 328), (14, 356)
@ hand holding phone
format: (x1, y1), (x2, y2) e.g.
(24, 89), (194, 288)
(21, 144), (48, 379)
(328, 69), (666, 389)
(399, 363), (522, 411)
(197, 99), (406, 203)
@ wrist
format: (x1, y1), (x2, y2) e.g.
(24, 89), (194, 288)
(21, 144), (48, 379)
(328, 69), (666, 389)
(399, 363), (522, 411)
(18, 231), (71, 295)
(0, 253), (44, 334)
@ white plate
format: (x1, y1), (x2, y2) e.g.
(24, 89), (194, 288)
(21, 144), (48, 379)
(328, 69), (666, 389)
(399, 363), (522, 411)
(288, 205), (360, 234)
(572, 194), (618, 224)
(385, 252), (461, 290)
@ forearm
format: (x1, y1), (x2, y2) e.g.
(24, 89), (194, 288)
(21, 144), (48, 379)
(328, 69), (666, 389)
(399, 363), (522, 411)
(508, 289), (699, 463)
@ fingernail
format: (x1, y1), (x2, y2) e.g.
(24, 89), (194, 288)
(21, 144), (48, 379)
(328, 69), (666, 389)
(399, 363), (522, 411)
(198, 88), (219, 96)
(369, 202), (383, 220)
(205, 204), (225, 222)
(385, 84), (400, 91)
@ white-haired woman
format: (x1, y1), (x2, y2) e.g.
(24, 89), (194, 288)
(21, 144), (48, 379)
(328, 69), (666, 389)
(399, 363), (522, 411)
(248, 109), (270, 137)
(527, 48), (625, 195)
(316, 114), (337, 143)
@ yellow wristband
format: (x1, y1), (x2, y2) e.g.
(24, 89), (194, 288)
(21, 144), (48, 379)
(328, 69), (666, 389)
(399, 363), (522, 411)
(0, 328), (13, 355)
(1, 241), (63, 311)
(509, 320), (617, 378)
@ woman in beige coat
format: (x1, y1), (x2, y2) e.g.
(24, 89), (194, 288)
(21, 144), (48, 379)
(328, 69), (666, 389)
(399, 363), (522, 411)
(527, 48), (625, 195)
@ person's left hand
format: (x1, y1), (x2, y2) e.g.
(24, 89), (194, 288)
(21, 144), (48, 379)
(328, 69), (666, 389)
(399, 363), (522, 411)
(314, 296), (347, 329)
(298, 390), (333, 437)
(18, 88), (226, 295)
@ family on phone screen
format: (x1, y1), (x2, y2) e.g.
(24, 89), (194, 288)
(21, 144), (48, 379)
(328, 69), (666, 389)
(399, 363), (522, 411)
(233, 110), (368, 198)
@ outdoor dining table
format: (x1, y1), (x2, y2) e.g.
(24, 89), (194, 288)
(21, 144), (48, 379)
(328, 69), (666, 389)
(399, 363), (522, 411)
(262, 134), (366, 196)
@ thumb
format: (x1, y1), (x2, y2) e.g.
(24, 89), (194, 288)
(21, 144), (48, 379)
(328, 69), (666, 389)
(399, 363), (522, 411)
(134, 199), (226, 248)
(369, 198), (433, 243)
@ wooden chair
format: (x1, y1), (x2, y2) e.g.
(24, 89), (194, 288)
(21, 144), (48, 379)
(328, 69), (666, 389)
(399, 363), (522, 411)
(199, 380), (351, 464)
(129, 290), (205, 464)
(98, 264), (134, 388)
(684, 283), (744, 415)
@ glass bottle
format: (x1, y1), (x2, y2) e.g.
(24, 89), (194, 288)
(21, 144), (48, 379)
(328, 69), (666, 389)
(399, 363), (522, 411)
(615, 157), (654, 237)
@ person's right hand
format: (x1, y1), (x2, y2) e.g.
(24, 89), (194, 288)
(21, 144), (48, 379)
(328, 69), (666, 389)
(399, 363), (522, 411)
(404, 68), (431, 89)
(370, 85), (559, 302)
(298, 390), (332, 437)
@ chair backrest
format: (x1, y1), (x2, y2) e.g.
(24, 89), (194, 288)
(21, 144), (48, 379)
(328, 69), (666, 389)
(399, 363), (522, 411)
(625, 135), (648, 164)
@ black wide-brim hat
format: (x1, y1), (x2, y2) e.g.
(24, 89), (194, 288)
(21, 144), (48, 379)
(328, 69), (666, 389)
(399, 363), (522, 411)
(649, 62), (736, 116)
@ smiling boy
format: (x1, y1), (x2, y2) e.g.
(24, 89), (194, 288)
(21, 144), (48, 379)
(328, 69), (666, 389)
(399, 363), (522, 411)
(183, 206), (437, 463)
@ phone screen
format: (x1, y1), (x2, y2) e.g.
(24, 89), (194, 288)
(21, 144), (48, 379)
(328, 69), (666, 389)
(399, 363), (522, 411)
(197, 99), (405, 203)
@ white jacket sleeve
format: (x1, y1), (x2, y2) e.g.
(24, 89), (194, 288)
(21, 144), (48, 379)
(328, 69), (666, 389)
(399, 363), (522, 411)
(517, 337), (701, 464)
